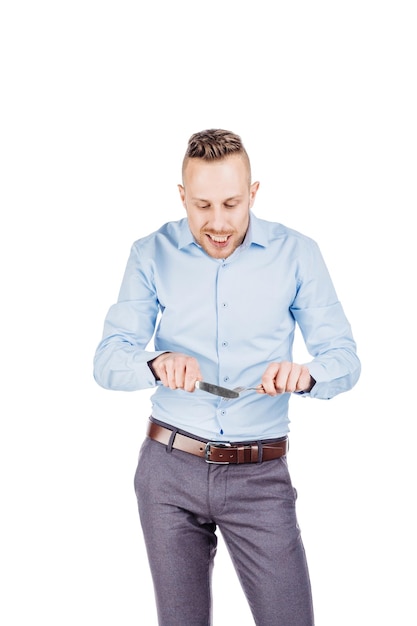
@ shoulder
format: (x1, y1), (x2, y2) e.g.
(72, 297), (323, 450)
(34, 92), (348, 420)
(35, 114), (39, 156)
(251, 214), (319, 251)
(131, 218), (187, 254)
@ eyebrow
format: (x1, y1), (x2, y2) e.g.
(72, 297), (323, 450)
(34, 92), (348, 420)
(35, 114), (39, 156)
(191, 195), (243, 203)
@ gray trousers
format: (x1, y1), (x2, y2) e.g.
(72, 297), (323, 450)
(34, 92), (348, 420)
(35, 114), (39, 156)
(134, 427), (314, 626)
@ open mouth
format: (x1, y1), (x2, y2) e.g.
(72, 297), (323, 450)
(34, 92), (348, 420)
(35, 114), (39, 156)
(206, 234), (232, 246)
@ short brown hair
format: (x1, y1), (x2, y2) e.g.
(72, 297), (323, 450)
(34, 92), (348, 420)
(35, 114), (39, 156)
(182, 129), (251, 182)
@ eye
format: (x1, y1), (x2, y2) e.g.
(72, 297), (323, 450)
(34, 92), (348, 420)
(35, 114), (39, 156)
(224, 203), (238, 209)
(194, 202), (210, 209)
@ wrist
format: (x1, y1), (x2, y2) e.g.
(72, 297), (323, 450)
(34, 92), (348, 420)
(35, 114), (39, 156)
(147, 358), (160, 381)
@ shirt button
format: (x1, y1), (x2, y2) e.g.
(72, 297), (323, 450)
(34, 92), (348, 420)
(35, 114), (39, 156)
(223, 376), (230, 383)
(220, 410), (226, 416)
(221, 341), (228, 347)
(222, 302), (228, 308)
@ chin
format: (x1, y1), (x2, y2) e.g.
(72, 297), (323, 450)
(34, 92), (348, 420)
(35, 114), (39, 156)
(204, 245), (235, 259)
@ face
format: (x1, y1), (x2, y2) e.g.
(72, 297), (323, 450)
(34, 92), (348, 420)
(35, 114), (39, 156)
(179, 154), (259, 259)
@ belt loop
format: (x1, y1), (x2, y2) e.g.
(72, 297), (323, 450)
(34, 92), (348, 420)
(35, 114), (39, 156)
(256, 441), (263, 463)
(167, 428), (177, 453)
(237, 445), (245, 464)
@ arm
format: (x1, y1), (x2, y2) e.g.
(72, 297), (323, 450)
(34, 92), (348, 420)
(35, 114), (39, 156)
(261, 239), (360, 399)
(93, 243), (165, 391)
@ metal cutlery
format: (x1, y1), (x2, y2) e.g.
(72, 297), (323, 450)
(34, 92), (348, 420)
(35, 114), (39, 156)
(232, 385), (264, 394)
(195, 380), (263, 399)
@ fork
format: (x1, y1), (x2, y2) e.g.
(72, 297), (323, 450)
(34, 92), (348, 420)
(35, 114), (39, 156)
(233, 385), (265, 394)
(218, 384), (265, 401)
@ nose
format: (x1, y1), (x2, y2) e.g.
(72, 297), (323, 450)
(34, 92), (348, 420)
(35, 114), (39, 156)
(208, 206), (229, 231)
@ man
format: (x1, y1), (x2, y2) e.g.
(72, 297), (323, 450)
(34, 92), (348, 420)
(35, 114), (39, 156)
(94, 129), (360, 625)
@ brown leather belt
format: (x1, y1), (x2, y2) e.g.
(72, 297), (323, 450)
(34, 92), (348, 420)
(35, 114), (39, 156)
(147, 421), (288, 464)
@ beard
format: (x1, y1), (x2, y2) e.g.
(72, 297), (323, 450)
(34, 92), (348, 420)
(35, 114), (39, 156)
(198, 228), (244, 259)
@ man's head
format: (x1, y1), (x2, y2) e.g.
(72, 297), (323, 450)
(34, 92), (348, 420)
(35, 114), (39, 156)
(179, 129), (259, 259)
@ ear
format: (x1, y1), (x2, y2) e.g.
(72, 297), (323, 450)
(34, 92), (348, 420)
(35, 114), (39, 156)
(178, 184), (186, 209)
(249, 181), (260, 208)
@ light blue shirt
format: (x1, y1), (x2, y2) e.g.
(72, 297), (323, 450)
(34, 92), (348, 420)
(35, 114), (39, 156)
(94, 213), (360, 441)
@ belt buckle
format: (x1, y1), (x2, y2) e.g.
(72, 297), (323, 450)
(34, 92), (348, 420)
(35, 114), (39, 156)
(205, 441), (231, 464)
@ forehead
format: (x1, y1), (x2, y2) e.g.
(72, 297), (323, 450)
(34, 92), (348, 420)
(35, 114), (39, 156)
(183, 154), (250, 193)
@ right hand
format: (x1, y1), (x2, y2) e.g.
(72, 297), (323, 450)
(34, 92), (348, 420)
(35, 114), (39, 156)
(150, 352), (202, 393)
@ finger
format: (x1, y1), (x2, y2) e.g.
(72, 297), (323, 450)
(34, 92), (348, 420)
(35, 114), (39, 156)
(166, 361), (183, 389)
(184, 363), (202, 392)
(261, 363), (280, 395)
(169, 355), (200, 391)
(157, 362), (170, 387)
(295, 366), (313, 392)
(273, 361), (293, 393)
(285, 363), (302, 393)
(162, 355), (186, 389)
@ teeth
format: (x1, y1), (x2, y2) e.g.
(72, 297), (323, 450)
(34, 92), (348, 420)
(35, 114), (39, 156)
(210, 235), (228, 242)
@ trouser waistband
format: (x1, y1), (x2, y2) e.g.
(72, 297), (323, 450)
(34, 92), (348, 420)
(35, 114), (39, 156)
(147, 419), (288, 464)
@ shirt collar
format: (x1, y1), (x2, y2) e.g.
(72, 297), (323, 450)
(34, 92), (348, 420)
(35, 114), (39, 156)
(243, 212), (269, 248)
(178, 218), (195, 249)
(178, 212), (269, 251)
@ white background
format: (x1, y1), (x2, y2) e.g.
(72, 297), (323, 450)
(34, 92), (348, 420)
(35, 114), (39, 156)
(1, 1), (416, 624)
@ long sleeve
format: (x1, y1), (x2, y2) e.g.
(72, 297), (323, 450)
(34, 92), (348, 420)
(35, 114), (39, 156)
(290, 238), (361, 399)
(93, 242), (164, 391)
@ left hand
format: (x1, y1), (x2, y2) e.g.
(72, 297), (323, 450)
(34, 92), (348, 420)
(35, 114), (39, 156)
(261, 361), (315, 396)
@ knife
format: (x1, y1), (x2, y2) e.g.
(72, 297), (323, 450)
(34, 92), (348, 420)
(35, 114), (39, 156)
(195, 380), (239, 399)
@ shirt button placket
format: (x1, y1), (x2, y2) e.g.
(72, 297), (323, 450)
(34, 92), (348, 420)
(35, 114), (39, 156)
(217, 261), (232, 403)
